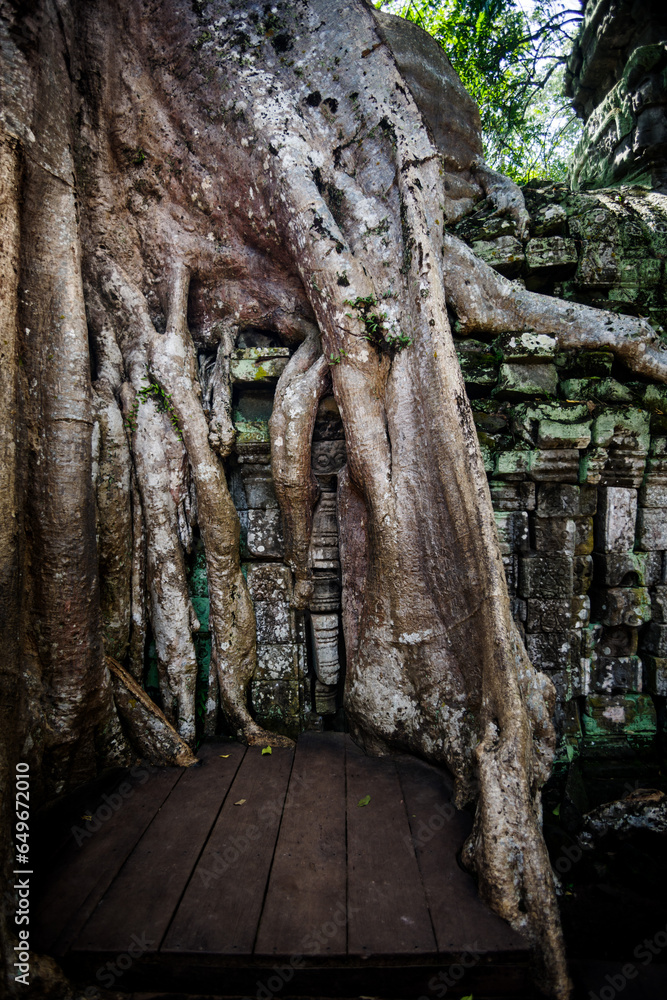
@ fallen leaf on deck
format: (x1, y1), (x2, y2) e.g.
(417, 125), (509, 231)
(358, 794), (371, 807)
(219, 754), (230, 758)
(82, 815), (92, 821)
(262, 746), (272, 755)
(234, 799), (246, 806)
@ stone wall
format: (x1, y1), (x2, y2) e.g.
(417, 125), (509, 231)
(177, 183), (667, 756)
(565, 0), (667, 190)
(453, 183), (667, 755)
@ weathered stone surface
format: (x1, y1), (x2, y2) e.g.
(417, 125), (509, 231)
(525, 631), (576, 671)
(494, 331), (557, 363)
(533, 516), (576, 555)
(231, 347), (290, 384)
(595, 486), (638, 553)
(582, 694), (656, 736)
(245, 563), (292, 601)
(593, 550), (662, 587)
(574, 241), (620, 288)
(246, 510), (284, 559)
(494, 511), (530, 554)
(574, 555), (594, 594)
(537, 419), (591, 449)
(495, 449), (531, 478)
(251, 644), (302, 738)
(560, 378), (634, 404)
(309, 613), (341, 687)
(650, 585), (667, 623)
(489, 481), (536, 511)
(536, 483), (581, 517)
(636, 507), (667, 550)
(572, 593), (591, 629)
(311, 439), (347, 476)
(574, 517), (595, 555)
(520, 553), (574, 599)
(254, 600), (292, 644)
(525, 236), (578, 273)
(579, 447), (608, 485)
(532, 201), (567, 236)
(591, 656), (643, 695)
(643, 655), (667, 695)
(642, 622), (667, 656)
(470, 235), (524, 276)
(529, 448), (580, 483)
(639, 483), (667, 508)
(592, 586), (652, 627)
(502, 554), (519, 595)
(241, 466), (279, 509)
(494, 363), (558, 400)
(525, 598), (572, 633)
(595, 624), (638, 657)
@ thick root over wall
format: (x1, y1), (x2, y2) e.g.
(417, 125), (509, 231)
(6, 1), (667, 997)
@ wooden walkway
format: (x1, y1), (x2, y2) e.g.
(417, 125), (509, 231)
(33, 734), (535, 998)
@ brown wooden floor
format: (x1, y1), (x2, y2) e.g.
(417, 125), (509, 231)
(33, 733), (537, 998)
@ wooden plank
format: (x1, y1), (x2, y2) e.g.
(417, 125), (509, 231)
(254, 732), (347, 958)
(71, 742), (246, 954)
(33, 765), (183, 955)
(396, 754), (529, 954)
(345, 737), (437, 957)
(162, 744), (294, 955)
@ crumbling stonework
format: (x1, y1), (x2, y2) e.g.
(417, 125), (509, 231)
(453, 183), (667, 754)
(566, 0), (667, 191)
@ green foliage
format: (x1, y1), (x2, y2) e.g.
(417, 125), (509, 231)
(125, 370), (183, 440)
(377, 0), (583, 184)
(345, 295), (412, 352)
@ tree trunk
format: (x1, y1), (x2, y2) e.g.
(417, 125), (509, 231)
(4, 2), (667, 997)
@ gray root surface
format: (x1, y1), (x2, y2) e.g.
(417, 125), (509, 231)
(5, 2), (667, 997)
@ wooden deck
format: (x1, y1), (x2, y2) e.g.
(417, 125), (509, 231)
(34, 734), (536, 998)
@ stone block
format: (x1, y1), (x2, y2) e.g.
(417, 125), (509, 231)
(592, 587), (651, 627)
(575, 517), (594, 555)
(495, 450), (531, 478)
(471, 235), (524, 276)
(579, 447), (608, 485)
(489, 481), (536, 511)
(595, 487), (638, 553)
(525, 631), (575, 671)
(494, 511), (530, 554)
(502, 554), (519, 595)
(533, 516), (576, 555)
(528, 449), (580, 483)
(636, 508), (667, 551)
(311, 439), (346, 476)
(591, 656), (643, 695)
(558, 349), (614, 379)
(494, 331), (557, 363)
(536, 483), (580, 517)
(253, 600), (292, 644)
(252, 644), (301, 738)
(245, 562), (291, 602)
(595, 625), (638, 657)
(574, 241), (619, 288)
(651, 586), (667, 623)
(246, 510), (284, 559)
(643, 655), (667, 696)
(582, 694), (656, 736)
(560, 378), (634, 404)
(639, 484), (667, 508)
(494, 363), (558, 400)
(525, 236), (578, 273)
(642, 622), (667, 656)
(240, 466), (278, 509)
(532, 202), (567, 236)
(574, 555), (594, 594)
(525, 599), (572, 633)
(572, 594), (591, 629)
(592, 550), (662, 588)
(231, 347), (290, 384)
(511, 598), (527, 623)
(571, 660), (591, 698)
(599, 448), (647, 489)
(519, 553), (574, 599)
(536, 419), (591, 449)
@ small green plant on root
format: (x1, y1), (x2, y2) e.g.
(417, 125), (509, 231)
(344, 295), (411, 353)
